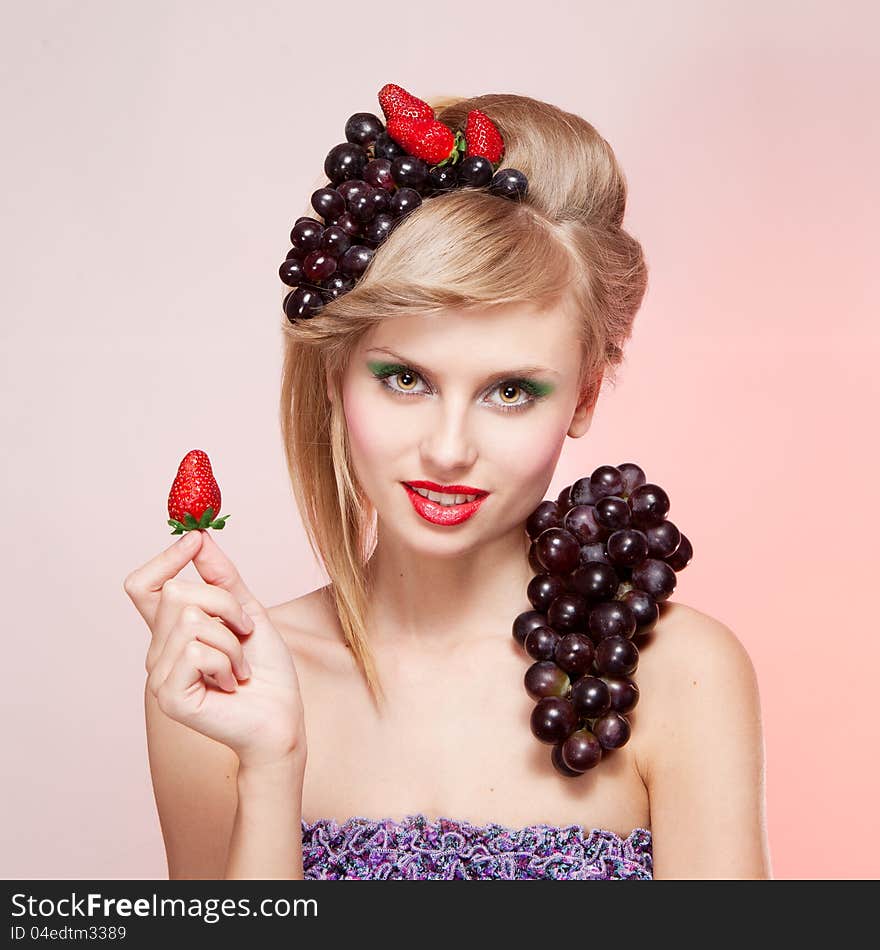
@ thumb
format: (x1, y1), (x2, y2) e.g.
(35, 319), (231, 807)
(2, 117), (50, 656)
(191, 529), (264, 616)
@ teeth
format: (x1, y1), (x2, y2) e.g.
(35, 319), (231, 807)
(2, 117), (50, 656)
(412, 486), (479, 506)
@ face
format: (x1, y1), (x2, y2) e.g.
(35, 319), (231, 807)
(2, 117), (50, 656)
(332, 299), (597, 555)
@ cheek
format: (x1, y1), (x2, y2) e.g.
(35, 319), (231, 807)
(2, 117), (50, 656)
(342, 378), (400, 470)
(481, 412), (568, 491)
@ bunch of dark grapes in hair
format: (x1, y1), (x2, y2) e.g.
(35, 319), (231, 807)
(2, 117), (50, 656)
(513, 462), (694, 777)
(279, 112), (529, 323)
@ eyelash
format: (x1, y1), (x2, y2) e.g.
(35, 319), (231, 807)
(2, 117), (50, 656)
(371, 365), (545, 414)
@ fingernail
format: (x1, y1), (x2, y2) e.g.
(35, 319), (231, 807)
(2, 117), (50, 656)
(180, 531), (198, 548)
(242, 610), (255, 633)
(241, 658), (252, 678)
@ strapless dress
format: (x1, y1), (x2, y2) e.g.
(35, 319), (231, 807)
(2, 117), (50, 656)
(301, 813), (653, 880)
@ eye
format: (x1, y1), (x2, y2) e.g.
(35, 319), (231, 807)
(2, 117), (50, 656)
(381, 368), (428, 395)
(369, 362), (546, 414)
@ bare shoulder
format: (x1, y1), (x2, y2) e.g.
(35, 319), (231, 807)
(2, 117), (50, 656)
(638, 601), (758, 689)
(267, 584), (351, 672)
(636, 600), (763, 778)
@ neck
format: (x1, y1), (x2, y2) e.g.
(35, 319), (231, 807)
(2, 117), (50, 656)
(364, 521), (535, 653)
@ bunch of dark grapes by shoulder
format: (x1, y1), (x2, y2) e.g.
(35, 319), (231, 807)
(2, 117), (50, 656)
(279, 112), (529, 323)
(514, 462), (694, 777)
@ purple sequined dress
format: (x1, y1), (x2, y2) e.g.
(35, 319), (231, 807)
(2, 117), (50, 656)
(301, 813), (652, 880)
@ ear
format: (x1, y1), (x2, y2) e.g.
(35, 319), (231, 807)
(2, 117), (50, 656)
(568, 375), (600, 438)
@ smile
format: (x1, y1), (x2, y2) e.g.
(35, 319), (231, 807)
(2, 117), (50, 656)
(402, 483), (489, 526)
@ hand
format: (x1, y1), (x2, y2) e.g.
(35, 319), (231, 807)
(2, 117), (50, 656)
(123, 530), (307, 768)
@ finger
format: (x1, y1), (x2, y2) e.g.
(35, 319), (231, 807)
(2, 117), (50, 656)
(124, 530), (205, 628)
(155, 577), (255, 646)
(150, 603), (252, 687)
(155, 641), (237, 720)
(191, 530), (263, 616)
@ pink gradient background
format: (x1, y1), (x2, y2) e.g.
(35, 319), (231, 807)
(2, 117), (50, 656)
(2, 2), (877, 879)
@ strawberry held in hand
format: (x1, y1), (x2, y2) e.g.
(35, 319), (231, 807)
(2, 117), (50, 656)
(167, 449), (231, 534)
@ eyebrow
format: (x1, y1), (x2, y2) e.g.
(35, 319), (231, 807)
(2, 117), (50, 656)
(365, 347), (560, 382)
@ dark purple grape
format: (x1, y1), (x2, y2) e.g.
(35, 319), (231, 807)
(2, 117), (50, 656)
(364, 158), (395, 191)
(620, 589), (660, 634)
(489, 167), (529, 200)
(603, 676), (640, 714)
(426, 164), (459, 192)
(289, 218), (324, 255)
(334, 212), (362, 238)
(564, 505), (606, 544)
(535, 527), (580, 574)
(594, 636), (639, 677)
(556, 485), (573, 516)
(367, 187), (390, 214)
(553, 632), (594, 677)
(561, 728), (603, 771)
(324, 142), (368, 185)
(530, 696), (579, 744)
(551, 742), (584, 776)
(570, 676), (611, 718)
(457, 155), (493, 188)
(344, 112), (384, 146)
(319, 274), (355, 301)
(526, 501), (560, 539)
(389, 187), (422, 217)
(391, 155), (428, 189)
(568, 561), (619, 603)
(547, 593), (589, 633)
(339, 244), (374, 278)
(294, 215), (316, 227)
(588, 601), (637, 640)
(524, 625), (561, 662)
(631, 558), (677, 602)
(593, 712), (631, 749)
(286, 247), (302, 260)
(279, 258), (303, 287)
(578, 541), (611, 566)
(301, 250), (337, 282)
(283, 286), (324, 322)
(569, 477), (598, 506)
(363, 212), (395, 245)
(527, 542), (543, 574)
(524, 662), (571, 701)
(665, 533), (693, 571)
(606, 528), (649, 567)
(527, 574), (567, 613)
(629, 483), (671, 529)
(374, 131), (406, 160)
(320, 225), (351, 257)
(337, 179), (370, 204)
(311, 187), (346, 221)
(645, 520), (682, 558)
(512, 610), (548, 648)
(617, 462), (647, 499)
(594, 496), (631, 530)
(348, 193), (377, 224)
(590, 465), (625, 500)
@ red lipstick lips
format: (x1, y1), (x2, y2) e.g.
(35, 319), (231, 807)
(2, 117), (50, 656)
(405, 480), (488, 495)
(402, 481), (490, 526)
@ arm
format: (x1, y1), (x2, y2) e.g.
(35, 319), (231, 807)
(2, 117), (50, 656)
(226, 749), (308, 880)
(641, 607), (773, 879)
(146, 682), (308, 880)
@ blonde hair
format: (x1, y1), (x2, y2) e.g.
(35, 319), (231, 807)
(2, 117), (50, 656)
(278, 92), (648, 708)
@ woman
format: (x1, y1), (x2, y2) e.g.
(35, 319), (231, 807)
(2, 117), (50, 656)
(124, 91), (772, 880)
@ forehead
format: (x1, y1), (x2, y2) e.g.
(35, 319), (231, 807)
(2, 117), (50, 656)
(359, 300), (580, 373)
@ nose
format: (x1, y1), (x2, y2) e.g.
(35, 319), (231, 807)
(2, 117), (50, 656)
(418, 394), (478, 475)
